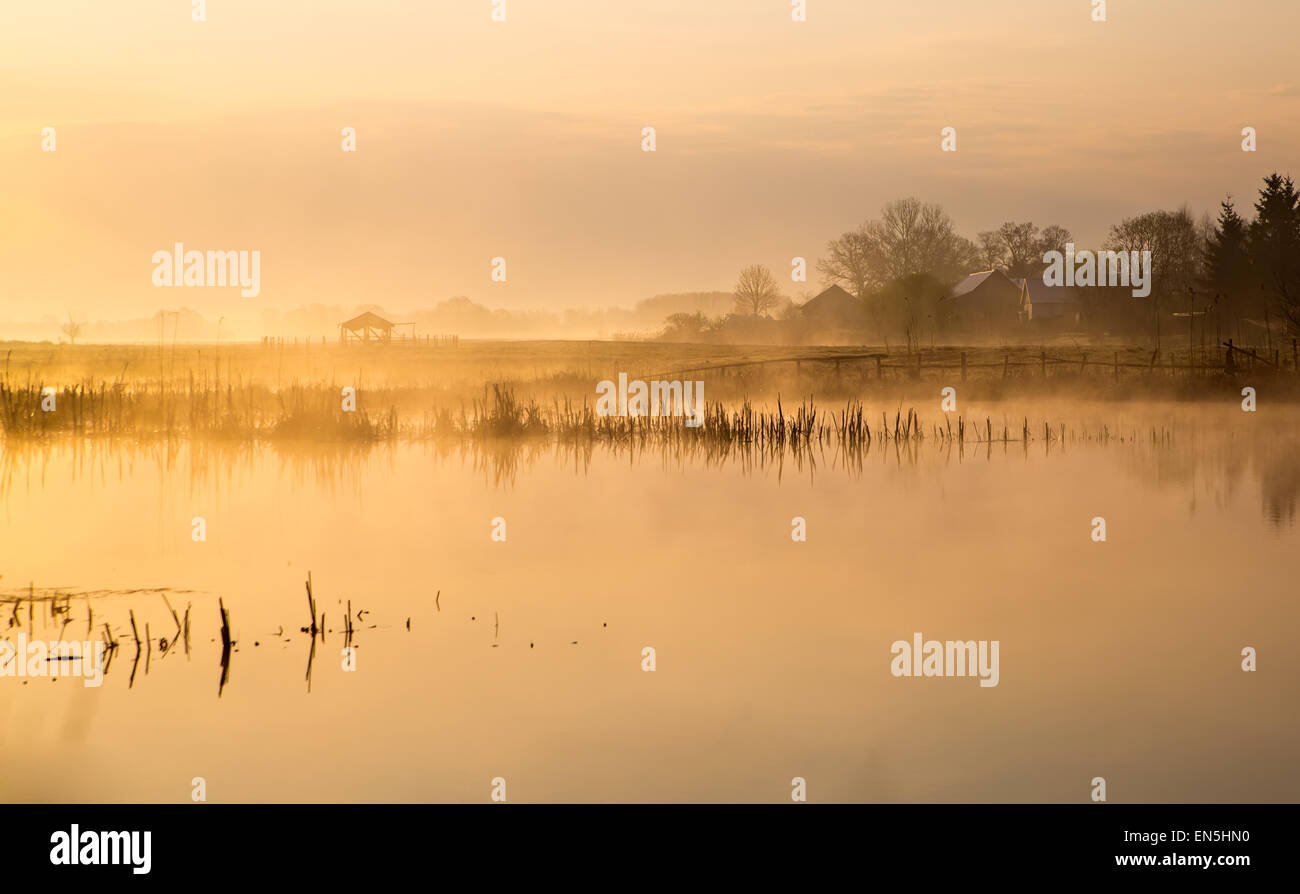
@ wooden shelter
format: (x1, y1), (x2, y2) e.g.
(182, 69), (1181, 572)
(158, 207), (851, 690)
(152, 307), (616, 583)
(339, 311), (407, 344)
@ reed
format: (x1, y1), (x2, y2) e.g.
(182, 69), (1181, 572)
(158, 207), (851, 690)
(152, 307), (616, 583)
(0, 365), (1180, 458)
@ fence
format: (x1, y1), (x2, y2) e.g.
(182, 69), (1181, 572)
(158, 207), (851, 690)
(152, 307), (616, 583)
(654, 339), (1300, 383)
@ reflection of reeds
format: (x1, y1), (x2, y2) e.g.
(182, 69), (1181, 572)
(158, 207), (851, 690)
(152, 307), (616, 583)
(304, 571), (319, 637)
(0, 374), (397, 442)
(0, 371), (1196, 452)
(218, 598), (232, 697)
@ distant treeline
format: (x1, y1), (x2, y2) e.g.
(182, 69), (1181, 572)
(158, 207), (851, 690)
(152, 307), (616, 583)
(17, 173), (1299, 347)
(15, 291), (740, 344)
(664, 173), (1300, 346)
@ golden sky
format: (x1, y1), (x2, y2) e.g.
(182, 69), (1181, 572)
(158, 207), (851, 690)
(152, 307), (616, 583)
(1, 0), (1298, 320)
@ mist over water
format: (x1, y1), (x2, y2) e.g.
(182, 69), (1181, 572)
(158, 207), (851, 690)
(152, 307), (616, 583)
(2, 400), (1296, 802)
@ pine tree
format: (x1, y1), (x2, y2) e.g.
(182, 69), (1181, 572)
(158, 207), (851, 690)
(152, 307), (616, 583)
(1248, 173), (1300, 329)
(1202, 197), (1252, 331)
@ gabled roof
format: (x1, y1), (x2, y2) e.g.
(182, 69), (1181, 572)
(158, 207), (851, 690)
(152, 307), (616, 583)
(949, 270), (1018, 299)
(801, 283), (859, 316)
(1021, 279), (1079, 305)
(806, 285), (857, 310)
(341, 311), (394, 329)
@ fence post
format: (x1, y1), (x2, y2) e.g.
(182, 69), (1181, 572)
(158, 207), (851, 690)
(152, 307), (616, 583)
(960, 351), (967, 381)
(1041, 351), (1046, 377)
(1113, 352), (1119, 381)
(876, 356), (882, 380)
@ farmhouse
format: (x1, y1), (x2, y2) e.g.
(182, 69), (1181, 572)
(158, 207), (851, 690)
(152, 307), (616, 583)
(944, 270), (1021, 330)
(1019, 278), (1082, 325)
(800, 284), (863, 331)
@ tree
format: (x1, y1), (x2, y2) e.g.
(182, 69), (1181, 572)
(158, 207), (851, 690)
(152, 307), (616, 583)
(816, 225), (873, 299)
(1107, 207), (1202, 297)
(1037, 226), (1073, 263)
(977, 222), (1037, 276)
(869, 273), (948, 349)
(1202, 197), (1253, 333)
(819, 198), (977, 298)
(976, 222), (1073, 278)
(661, 311), (711, 341)
(1248, 173), (1300, 329)
(733, 264), (781, 316)
(1106, 206), (1204, 344)
(864, 197), (977, 285)
(60, 313), (84, 344)
(976, 231), (1005, 270)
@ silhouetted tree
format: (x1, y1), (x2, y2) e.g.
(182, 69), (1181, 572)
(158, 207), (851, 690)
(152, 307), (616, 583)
(733, 264), (781, 316)
(1248, 173), (1300, 329)
(819, 198), (978, 297)
(1201, 197), (1252, 335)
(977, 222), (1073, 278)
(1037, 225), (1073, 264)
(816, 225), (872, 299)
(661, 311), (711, 341)
(60, 313), (84, 344)
(868, 273), (948, 347)
(1106, 206), (1204, 343)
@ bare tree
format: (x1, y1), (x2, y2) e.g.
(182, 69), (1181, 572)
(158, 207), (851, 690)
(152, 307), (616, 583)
(822, 198), (978, 296)
(863, 197), (977, 285)
(816, 225), (873, 299)
(733, 264), (781, 316)
(1037, 225), (1073, 260)
(60, 313), (84, 344)
(977, 231), (1005, 270)
(997, 222), (1041, 276)
(977, 222), (1073, 277)
(1106, 206), (1204, 348)
(1107, 207), (1202, 298)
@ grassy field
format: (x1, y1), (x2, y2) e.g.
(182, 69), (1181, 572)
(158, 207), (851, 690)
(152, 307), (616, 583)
(4, 336), (1289, 384)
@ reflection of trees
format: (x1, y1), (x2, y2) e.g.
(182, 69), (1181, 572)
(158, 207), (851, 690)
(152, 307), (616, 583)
(3, 417), (1295, 527)
(1258, 443), (1300, 526)
(1117, 424), (1298, 529)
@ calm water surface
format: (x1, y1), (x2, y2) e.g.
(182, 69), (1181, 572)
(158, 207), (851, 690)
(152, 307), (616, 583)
(1, 401), (1297, 802)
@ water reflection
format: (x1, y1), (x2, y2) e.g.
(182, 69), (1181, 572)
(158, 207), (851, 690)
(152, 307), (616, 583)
(1, 406), (1295, 527)
(2, 404), (1297, 802)
(0, 581), (393, 698)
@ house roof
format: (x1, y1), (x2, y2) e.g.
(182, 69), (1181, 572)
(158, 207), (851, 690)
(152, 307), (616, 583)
(1021, 279), (1079, 305)
(801, 284), (860, 316)
(949, 270), (1018, 298)
(341, 311), (394, 329)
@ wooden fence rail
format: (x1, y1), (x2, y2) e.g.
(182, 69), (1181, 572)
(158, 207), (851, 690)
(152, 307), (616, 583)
(647, 338), (1300, 382)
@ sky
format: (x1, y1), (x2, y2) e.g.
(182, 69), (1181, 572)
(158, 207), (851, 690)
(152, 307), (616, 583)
(1, 0), (1298, 323)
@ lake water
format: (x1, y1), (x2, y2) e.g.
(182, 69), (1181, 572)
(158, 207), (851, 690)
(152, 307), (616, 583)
(2, 400), (1297, 803)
